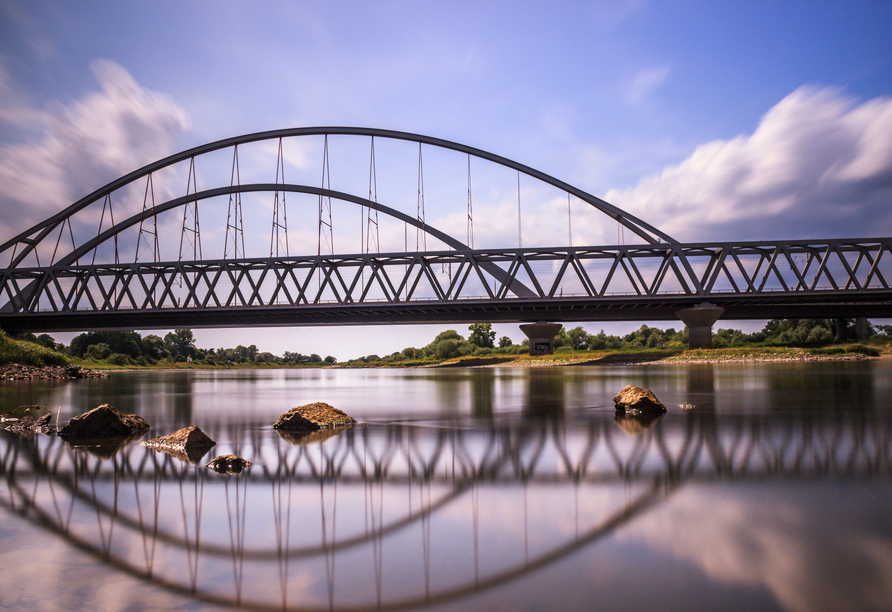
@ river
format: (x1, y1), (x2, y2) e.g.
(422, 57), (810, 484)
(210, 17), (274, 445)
(1, 362), (891, 612)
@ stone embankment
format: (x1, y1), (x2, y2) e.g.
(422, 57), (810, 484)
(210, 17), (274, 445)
(0, 364), (108, 381)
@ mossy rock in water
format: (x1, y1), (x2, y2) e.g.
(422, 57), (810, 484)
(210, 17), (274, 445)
(613, 385), (667, 416)
(206, 454), (252, 474)
(272, 402), (356, 431)
(141, 426), (216, 464)
(58, 404), (150, 439)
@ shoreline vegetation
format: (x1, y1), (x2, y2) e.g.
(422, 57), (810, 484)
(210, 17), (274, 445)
(0, 321), (889, 376)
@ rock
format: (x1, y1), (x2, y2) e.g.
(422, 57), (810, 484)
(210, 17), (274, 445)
(272, 402), (356, 431)
(0, 364), (107, 381)
(6, 412), (53, 435)
(613, 384), (667, 416)
(141, 426), (216, 464)
(58, 404), (150, 439)
(206, 454), (251, 474)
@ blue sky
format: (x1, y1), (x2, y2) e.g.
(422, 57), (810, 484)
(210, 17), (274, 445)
(1, 1), (891, 359)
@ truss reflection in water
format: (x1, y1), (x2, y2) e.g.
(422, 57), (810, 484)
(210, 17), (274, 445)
(1, 408), (890, 611)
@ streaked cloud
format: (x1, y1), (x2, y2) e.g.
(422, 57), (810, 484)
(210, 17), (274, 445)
(605, 86), (892, 242)
(0, 59), (190, 236)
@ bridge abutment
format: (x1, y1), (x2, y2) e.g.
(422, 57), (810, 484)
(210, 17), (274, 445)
(520, 322), (563, 356)
(676, 303), (724, 349)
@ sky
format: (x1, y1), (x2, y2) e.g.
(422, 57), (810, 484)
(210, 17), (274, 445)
(1, 0), (891, 360)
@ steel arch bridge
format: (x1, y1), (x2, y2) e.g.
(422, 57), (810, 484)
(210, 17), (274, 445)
(1, 127), (891, 332)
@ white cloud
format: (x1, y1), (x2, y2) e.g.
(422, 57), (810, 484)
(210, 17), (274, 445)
(605, 86), (892, 242)
(0, 59), (190, 239)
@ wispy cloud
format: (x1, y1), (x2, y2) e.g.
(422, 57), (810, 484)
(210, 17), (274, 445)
(605, 86), (892, 241)
(627, 65), (671, 103)
(0, 60), (190, 238)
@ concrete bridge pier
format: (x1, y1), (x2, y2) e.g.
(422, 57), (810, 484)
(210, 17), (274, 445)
(836, 317), (870, 342)
(676, 303), (725, 349)
(520, 322), (563, 356)
(856, 317), (870, 341)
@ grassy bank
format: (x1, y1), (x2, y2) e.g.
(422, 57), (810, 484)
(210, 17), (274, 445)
(0, 330), (69, 367)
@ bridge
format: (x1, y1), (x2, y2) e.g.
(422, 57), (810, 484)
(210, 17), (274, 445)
(1, 127), (890, 346)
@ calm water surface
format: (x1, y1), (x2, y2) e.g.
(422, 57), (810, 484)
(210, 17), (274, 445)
(1, 362), (891, 612)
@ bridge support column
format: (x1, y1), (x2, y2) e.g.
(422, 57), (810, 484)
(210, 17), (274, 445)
(520, 322), (563, 356)
(836, 318), (847, 342)
(856, 317), (869, 341)
(676, 303), (724, 349)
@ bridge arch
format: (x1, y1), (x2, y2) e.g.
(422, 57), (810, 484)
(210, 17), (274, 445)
(1, 127), (676, 270)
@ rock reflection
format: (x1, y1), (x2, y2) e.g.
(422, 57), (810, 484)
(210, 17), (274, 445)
(1, 406), (891, 611)
(66, 430), (149, 459)
(275, 425), (354, 446)
(614, 413), (664, 435)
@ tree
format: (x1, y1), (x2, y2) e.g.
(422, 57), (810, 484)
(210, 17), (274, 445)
(142, 334), (165, 359)
(565, 327), (589, 350)
(468, 323), (495, 348)
(164, 329), (196, 358)
(70, 330), (142, 358)
(498, 336), (513, 348)
(35, 334), (56, 349)
(423, 330), (469, 359)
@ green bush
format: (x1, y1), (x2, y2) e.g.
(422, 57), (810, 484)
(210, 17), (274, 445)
(846, 344), (880, 356)
(811, 347), (845, 355)
(108, 353), (131, 366)
(86, 343), (112, 360)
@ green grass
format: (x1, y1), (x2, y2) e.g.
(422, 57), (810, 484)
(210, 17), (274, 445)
(0, 330), (69, 366)
(811, 344), (881, 357)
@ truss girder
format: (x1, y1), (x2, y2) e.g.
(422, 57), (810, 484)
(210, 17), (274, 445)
(1, 238), (891, 330)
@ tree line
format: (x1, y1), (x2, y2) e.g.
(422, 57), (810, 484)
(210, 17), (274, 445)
(10, 318), (891, 367)
(346, 318), (891, 364)
(14, 329), (337, 367)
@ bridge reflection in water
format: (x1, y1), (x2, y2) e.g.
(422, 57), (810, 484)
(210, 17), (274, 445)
(1, 404), (890, 612)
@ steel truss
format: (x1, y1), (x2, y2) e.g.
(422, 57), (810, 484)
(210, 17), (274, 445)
(2, 237), (891, 331)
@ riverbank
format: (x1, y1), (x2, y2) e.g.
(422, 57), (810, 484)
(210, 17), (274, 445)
(18, 343), (886, 374)
(440, 346), (879, 368)
(0, 363), (108, 380)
